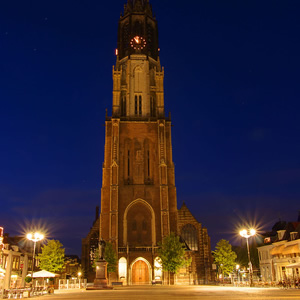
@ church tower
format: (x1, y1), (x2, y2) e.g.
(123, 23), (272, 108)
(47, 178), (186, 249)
(97, 0), (214, 285)
(100, 0), (177, 284)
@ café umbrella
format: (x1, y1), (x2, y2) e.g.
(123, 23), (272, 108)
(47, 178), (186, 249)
(27, 270), (59, 287)
(27, 270), (58, 278)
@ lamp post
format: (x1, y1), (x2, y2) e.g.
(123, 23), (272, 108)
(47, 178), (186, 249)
(239, 228), (256, 287)
(236, 264), (240, 286)
(78, 272), (82, 288)
(26, 232), (44, 281)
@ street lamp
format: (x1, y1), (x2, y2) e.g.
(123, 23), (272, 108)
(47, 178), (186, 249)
(236, 264), (240, 285)
(26, 232), (44, 280)
(239, 228), (256, 287)
(78, 272), (82, 288)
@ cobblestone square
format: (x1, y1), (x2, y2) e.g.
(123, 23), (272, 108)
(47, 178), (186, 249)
(37, 286), (300, 300)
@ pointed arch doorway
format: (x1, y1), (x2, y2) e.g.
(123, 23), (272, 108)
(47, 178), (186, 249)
(131, 259), (150, 285)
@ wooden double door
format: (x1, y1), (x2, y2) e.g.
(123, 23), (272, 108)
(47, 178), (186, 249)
(132, 260), (149, 284)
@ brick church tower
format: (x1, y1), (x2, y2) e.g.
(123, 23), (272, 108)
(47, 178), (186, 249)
(92, 0), (214, 285)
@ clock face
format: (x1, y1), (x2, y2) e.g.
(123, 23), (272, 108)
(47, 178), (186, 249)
(130, 36), (146, 50)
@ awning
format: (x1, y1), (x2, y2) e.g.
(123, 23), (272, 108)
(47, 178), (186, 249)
(282, 244), (300, 255)
(286, 262), (300, 268)
(270, 245), (285, 255)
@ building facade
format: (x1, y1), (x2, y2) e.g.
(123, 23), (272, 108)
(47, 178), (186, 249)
(0, 231), (32, 289)
(177, 203), (214, 284)
(258, 219), (300, 282)
(82, 0), (214, 285)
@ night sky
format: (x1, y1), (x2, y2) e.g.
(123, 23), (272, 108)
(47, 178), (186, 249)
(1, 0), (299, 256)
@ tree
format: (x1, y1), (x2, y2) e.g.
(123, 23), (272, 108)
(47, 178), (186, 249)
(38, 240), (65, 272)
(92, 242), (117, 274)
(213, 239), (237, 280)
(158, 232), (191, 283)
(91, 248), (99, 271)
(104, 242), (117, 274)
(233, 236), (263, 269)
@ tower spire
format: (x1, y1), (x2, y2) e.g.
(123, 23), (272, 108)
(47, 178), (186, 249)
(133, 0), (144, 12)
(118, 0), (157, 60)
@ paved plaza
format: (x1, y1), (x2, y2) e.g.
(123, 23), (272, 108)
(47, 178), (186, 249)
(37, 285), (300, 300)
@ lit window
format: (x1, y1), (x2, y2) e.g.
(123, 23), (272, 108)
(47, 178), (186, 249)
(154, 257), (162, 280)
(119, 257), (127, 280)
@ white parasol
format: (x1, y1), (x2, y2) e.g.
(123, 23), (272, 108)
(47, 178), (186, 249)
(27, 270), (58, 278)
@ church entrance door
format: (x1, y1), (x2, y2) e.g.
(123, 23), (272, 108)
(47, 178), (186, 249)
(132, 260), (149, 284)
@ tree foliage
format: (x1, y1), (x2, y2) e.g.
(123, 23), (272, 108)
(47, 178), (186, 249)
(38, 240), (65, 272)
(233, 237), (262, 269)
(213, 239), (237, 276)
(92, 249), (99, 271)
(104, 242), (117, 273)
(92, 242), (117, 274)
(158, 232), (191, 274)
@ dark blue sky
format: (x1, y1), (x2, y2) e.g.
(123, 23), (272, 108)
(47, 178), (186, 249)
(1, 0), (299, 255)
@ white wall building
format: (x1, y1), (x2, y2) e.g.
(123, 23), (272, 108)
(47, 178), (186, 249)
(0, 233), (32, 289)
(258, 223), (300, 282)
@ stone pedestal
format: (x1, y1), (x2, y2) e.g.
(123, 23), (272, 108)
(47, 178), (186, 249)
(94, 259), (108, 287)
(86, 259), (113, 290)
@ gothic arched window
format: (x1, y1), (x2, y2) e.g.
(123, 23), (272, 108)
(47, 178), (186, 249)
(181, 224), (198, 251)
(127, 202), (152, 246)
(132, 220), (137, 231)
(121, 95), (126, 116)
(139, 95), (142, 115)
(142, 220), (147, 231)
(135, 96), (138, 115)
(122, 23), (129, 50)
(133, 21), (142, 36)
(150, 96), (156, 117)
(89, 231), (99, 270)
(119, 257), (127, 280)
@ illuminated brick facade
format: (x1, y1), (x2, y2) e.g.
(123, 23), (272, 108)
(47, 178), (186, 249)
(87, 0), (214, 285)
